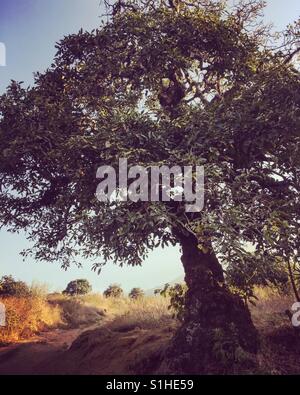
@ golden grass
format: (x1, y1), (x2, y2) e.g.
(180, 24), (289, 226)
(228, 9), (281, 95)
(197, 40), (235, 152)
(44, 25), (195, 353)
(250, 286), (294, 331)
(83, 293), (170, 313)
(48, 292), (174, 330)
(247, 286), (300, 374)
(1, 284), (296, 346)
(2, 285), (300, 374)
(107, 296), (175, 331)
(0, 292), (62, 343)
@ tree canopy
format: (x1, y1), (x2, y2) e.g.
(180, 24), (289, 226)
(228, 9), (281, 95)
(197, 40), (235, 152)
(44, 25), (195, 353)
(0, 0), (299, 294)
(103, 284), (123, 298)
(0, 275), (31, 297)
(129, 287), (144, 299)
(63, 279), (92, 296)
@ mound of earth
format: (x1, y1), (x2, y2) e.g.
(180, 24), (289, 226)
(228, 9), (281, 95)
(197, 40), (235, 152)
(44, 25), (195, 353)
(0, 318), (175, 375)
(47, 325), (174, 375)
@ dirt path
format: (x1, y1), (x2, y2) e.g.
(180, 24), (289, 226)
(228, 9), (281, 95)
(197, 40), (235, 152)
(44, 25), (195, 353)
(0, 299), (109, 375)
(0, 299), (174, 375)
(0, 321), (173, 375)
(0, 324), (99, 375)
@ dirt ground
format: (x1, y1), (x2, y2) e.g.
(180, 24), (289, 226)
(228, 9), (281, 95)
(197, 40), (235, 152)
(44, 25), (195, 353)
(0, 324), (173, 375)
(1, 292), (300, 375)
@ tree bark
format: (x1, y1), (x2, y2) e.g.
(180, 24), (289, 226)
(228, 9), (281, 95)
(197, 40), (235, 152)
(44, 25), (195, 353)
(164, 231), (259, 374)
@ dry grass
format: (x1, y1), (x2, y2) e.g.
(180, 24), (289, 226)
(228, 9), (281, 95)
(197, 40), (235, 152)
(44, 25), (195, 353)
(251, 286), (294, 331)
(47, 294), (106, 328)
(49, 292), (175, 331)
(0, 292), (176, 375)
(0, 295), (62, 343)
(78, 293), (130, 315)
(248, 286), (300, 374)
(107, 296), (176, 332)
(2, 285), (300, 374)
(0, 290), (174, 346)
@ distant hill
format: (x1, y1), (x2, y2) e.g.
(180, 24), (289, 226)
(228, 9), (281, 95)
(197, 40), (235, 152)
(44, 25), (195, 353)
(145, 275), (185, 296)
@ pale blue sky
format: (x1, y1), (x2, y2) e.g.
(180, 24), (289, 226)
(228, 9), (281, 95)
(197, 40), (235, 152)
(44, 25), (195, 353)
(0, 0), (299, 292)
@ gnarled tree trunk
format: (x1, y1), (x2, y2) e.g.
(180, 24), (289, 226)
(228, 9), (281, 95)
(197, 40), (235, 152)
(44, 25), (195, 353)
(164, 231), (259, 374)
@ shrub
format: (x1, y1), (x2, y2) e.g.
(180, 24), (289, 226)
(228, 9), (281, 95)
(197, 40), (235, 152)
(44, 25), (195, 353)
(226, 255), (289, 303)
(63, 279), (92, 296)
(155, 283), (187, 321)
(103, 284), (123, 298)
(129, 287), (145, 300)
(0, 296), (62, 342)
(0, 275), (31, 297)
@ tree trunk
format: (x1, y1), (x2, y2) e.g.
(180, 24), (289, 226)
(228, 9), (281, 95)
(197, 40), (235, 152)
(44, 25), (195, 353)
(164, 232), (259, 374)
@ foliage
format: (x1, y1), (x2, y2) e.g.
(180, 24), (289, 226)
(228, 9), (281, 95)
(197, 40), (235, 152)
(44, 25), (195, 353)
(103, 284), (124, 298)
(0, 275), (31, 298)
(155, 283), (187, 320)
(129, 287), (145, 299)
(0, 295), (62, 343)
(63, 279), (92, 296)
(226, 255), (289, 304)
(0, 1), (299, 297)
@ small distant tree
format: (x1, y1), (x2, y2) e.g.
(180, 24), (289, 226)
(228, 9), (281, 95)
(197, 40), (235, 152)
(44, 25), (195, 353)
(63, 279), (92, 296)
(103, 284), (123, 298)
(0, 275), (31, 297)
(129, 287), (144, 300)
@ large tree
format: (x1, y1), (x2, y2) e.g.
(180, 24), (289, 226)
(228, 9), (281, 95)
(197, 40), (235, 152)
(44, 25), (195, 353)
(0, 0), (299, 373)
